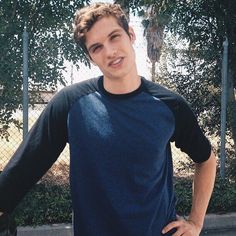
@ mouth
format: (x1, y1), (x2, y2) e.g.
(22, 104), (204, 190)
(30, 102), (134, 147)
(108, 57), (124, 67)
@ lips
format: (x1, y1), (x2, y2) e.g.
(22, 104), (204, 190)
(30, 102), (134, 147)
(108, 57), (123, 67)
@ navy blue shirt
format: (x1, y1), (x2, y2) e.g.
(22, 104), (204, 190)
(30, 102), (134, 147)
(0, 77), (211, 235)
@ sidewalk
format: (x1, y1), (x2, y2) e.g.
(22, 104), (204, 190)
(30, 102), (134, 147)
(203, 212), (236, 231)
(18, 224), (72, 236)
(17, 213), (236, 236)
(201, 212), (236, 236)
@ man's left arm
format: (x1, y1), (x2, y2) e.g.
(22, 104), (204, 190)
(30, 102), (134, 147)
(188, 150), (216, 231)
(162, 150), (216, 235)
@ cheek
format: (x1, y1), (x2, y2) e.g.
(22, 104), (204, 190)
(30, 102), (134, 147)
(90, 55), (101, 65)
(93, 58), (107, 69)
(127, 46), (135, 60)
(125, 42), (134, 53)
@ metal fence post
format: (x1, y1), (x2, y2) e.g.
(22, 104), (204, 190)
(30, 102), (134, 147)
(23, 25), (29, 140)
(220, 37), (229, 179)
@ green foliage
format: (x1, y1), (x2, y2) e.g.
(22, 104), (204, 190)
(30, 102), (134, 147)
(175, 177), (192, 215)
(13, 183), (72, 226)
(12, 173), (236, 226)
(225, 146), (236, 180)
(158, 34), (221, 135)
(121, 0), (236, 137)
(147, 0), (236, 148)
(175, 175), (236, 216)
(158, 3), (220, 130)
(209, 177), (236, 213)
(0, 0), (90, 139)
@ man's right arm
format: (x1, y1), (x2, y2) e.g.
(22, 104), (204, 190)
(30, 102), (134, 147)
(0, 89), (69, 214)
(0, 211), (17, 234)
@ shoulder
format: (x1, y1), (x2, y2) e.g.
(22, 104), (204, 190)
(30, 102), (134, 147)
(49, 77), (100, 107)
(60, 77), (99, 100)
(39, 77), (100, 121)
(141, 77), (190, 115)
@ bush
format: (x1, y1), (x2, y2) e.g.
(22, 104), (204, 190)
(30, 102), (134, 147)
(175, 177), (192, 215)
(175, 174), (236, 216)
(12, 174), (236, 226)
(13, 183), (72, 226)
(208, 177), (236, 213)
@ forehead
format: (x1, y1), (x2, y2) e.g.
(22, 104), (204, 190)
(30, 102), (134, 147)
(85, 16), (124, 46)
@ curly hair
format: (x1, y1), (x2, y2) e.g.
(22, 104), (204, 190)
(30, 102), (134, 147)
(73, 3), (129, 55)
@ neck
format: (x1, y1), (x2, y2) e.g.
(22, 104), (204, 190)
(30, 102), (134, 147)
(103, 73), (141, 94)
(104, 75), (141, 94)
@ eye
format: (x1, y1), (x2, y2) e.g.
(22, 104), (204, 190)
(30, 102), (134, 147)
(92, 45), (102, 53)
(110, 34), (120, 40)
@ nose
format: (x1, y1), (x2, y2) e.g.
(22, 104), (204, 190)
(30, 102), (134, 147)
(105, 43), (117, 58)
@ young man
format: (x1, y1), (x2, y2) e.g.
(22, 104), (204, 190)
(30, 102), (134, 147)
(0, 3), (216, 236)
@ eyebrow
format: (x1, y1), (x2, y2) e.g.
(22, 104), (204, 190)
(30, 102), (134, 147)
(88, 43), (101, 54)
(87, 29), (123, 53)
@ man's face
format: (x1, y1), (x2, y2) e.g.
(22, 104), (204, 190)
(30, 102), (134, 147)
(85, 16), (137, 81)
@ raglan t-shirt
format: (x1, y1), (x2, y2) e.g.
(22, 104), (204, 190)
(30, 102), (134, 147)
(0, 76), (211, 236)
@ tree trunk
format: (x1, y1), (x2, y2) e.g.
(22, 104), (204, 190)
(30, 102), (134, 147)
(151, 61), (156, 82)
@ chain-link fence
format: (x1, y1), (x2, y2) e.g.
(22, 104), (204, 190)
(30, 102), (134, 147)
(0, 102), (222, 181)
(0, 101), (70, 183)
(0, 17), (231, 183)
(0, 17), (149, 184)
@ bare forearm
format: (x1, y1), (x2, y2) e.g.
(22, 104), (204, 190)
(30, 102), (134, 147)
(189, 151), (216, 229)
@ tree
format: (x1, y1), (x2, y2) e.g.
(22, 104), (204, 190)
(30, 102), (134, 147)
(120, 0), (236, 156)
(164, 0), (236, 152)
(115, 0), (175, 81)
(142, 5), (164, 81)
(0, 0), (89, 139)
(129, 0), (236, 150)
(141, 1), (175, 81)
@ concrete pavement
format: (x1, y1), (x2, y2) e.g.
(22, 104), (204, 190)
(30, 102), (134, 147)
(17, 213), (236, 236)
(18, 224), (72, 236)
(201, 213), (236, 236)
(203, 213), (236, 230)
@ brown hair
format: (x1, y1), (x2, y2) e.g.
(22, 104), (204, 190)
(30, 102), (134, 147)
(73, 3), (129, 55)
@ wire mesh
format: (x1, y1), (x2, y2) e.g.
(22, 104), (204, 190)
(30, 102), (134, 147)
(0, 18), (232, 185)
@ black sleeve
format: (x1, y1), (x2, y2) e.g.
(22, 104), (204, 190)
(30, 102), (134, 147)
(0, 89), (69, 213)
(171, 96), (211, 163)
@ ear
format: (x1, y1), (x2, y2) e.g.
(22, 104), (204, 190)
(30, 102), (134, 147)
(128, 26), (136, 43)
